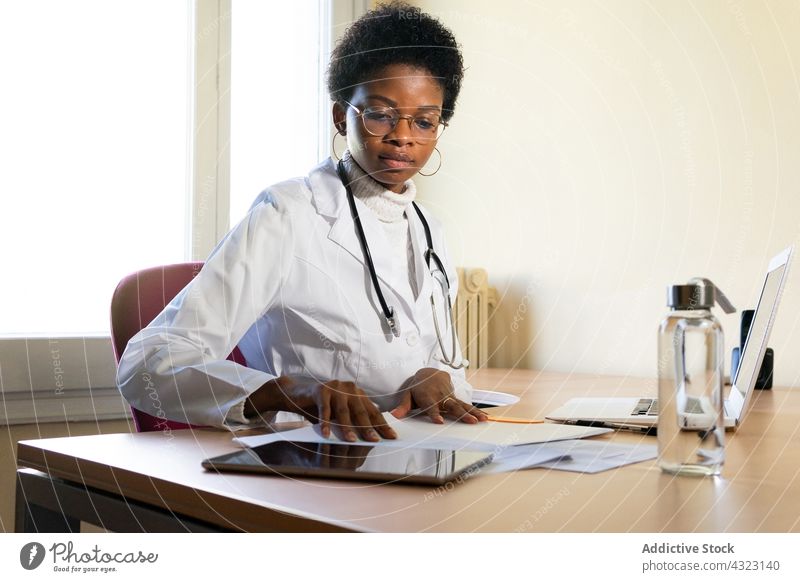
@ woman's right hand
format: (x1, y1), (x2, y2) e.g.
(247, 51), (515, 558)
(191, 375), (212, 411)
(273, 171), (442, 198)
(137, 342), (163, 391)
(245, 376), (397, 443)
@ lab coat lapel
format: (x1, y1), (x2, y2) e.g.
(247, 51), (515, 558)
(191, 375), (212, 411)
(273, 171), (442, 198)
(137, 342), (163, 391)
(309, 158), (399, 292)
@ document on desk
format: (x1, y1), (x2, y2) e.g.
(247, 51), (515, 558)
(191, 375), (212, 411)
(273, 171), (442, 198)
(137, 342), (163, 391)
(479, 439), (656, 474)
(483, 444), (572, 474)
(535, 439), (657, 473)
(233, 412), (610, 451)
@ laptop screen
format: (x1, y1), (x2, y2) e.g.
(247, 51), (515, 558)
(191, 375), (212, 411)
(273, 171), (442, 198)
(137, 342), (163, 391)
(728, 248), (792, 420)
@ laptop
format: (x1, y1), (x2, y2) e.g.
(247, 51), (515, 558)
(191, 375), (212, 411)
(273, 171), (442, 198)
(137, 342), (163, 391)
(546, 246), (793, 430)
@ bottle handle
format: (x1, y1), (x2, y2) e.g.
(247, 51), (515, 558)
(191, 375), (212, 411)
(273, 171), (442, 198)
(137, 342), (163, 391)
(688, 277), (736, 314)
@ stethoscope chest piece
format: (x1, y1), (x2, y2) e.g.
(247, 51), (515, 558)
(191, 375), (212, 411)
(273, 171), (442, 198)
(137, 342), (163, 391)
(385, 306), (400, 338)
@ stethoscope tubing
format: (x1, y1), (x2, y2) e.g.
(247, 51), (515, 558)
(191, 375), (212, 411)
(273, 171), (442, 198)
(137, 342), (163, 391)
(336, 159), (466, 369)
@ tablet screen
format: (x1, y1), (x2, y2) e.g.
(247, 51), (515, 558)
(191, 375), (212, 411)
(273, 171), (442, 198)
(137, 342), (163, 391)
(202, 441), (493, 486)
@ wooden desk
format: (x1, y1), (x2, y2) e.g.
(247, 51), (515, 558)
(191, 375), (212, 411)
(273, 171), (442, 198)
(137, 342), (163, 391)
(15, 369), (800, 532)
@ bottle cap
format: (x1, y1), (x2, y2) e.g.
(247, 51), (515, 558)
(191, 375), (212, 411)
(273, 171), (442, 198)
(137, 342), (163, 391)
(666, 278), (736, 313)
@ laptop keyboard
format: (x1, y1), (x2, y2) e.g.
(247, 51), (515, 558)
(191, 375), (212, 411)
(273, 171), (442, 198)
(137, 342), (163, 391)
(632, 398), (659, 416)
(633, 397), (710, 416)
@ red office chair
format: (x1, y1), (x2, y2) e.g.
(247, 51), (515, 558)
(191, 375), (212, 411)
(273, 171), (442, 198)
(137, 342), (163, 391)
(110, 262), (246, 432)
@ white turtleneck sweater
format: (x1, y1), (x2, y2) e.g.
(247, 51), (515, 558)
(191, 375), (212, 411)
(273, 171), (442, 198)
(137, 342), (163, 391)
(340, 150), (419, 300)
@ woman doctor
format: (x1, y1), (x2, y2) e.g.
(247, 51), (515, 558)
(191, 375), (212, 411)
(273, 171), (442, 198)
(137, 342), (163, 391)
(117, 1), (487, 442)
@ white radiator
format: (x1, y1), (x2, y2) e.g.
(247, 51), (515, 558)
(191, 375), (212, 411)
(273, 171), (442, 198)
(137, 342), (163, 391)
(454, 267), (497, 369)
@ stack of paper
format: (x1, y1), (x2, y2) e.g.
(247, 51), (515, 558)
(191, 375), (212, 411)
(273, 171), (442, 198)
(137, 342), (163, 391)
(231, 413), (658, 473)
(487, 439), (657, 474)
(234, 411), (611, 452)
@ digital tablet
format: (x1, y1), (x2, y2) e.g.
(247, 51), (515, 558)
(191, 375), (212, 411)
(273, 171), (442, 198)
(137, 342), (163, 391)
(202, 440), (494, 486)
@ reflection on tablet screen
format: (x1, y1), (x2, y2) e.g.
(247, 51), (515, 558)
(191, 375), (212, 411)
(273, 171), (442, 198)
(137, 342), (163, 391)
(203, 441), (493, 486)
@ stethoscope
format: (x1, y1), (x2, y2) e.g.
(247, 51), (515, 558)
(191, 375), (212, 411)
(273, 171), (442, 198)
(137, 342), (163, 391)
(336, 160), (469, 370)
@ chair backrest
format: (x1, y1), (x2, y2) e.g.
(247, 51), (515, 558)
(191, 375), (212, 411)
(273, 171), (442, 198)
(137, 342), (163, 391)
(110, 262), (245, 432)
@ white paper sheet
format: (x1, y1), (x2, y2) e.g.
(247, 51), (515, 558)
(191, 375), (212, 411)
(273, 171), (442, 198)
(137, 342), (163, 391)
(535, 439), (657, 473)
(233, 412), (610, 452)
(471, 389), (520, 407)
(481, 443), (572, 474)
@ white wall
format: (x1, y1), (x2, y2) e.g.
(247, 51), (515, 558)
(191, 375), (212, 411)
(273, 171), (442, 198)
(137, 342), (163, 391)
(413, 0), (800, 385)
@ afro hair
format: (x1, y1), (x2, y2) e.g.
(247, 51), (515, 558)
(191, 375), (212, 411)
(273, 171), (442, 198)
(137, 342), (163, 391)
(327, 1), (464, 121)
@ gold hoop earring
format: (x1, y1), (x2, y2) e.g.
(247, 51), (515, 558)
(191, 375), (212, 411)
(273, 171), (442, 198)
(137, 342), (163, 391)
(418, 147), (442, 177)
(331, 128), (346, 161)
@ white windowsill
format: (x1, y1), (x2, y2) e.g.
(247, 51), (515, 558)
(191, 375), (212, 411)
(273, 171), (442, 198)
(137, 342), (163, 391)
(0, 336), (129, 425)
(1, 387), (131, 426)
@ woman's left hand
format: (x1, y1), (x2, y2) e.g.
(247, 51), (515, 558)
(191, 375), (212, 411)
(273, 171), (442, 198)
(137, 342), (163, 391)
(390, 367), (489, 424)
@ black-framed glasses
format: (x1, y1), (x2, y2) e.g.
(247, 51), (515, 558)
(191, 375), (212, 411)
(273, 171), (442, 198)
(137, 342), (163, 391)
(345, 101), (447, 141)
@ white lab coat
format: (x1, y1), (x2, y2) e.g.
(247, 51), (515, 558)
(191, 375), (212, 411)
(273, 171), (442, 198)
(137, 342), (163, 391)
(117, 157), (472, 428)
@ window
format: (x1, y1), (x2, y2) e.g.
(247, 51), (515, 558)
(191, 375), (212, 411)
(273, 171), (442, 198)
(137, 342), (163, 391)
(1, 0), (355, 424)
(230, 2), (325, 223)
(0, 0), (191, 335)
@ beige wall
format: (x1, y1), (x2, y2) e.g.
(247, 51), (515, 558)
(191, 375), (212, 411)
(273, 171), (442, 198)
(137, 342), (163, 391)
(412, 0), (800, 385)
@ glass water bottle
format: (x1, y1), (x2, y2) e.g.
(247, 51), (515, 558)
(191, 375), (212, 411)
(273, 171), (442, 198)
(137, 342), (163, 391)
(657, 278), (735, 476)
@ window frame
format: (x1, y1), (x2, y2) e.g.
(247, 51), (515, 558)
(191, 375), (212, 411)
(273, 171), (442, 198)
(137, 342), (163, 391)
(0, 0), (365, 425)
